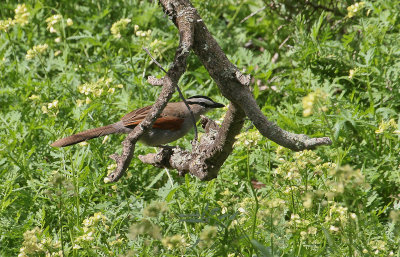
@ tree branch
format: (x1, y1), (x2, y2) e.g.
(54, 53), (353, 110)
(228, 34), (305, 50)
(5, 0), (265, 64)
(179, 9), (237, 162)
(187, 1), (332, 151)
(139, 104), (246, 181)
(106, 0), (196, 182)
(113, 0), (332, 181)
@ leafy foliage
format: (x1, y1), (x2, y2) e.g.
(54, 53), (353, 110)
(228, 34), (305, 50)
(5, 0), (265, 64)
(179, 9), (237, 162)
(1, 0), (400, 256)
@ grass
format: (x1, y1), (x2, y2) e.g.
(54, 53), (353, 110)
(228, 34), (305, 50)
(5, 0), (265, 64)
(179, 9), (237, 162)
(1, 0), (400, 256)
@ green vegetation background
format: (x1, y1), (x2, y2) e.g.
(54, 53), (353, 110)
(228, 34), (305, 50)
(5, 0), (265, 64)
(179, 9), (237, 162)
(1, 0), (400, 256)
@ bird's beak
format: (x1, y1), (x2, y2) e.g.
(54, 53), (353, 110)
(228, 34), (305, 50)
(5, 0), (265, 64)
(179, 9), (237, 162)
(212, 102), (225, 108)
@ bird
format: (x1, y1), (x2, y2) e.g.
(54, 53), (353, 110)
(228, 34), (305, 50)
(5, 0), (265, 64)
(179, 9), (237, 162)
(50, 95), (225, 147)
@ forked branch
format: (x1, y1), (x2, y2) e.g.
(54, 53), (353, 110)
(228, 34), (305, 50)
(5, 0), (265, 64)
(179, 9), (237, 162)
(109, 0), (332, 182)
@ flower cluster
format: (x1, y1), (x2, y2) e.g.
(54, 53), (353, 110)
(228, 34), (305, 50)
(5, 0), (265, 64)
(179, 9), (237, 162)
(257, 198), (286, 226)
(77, 77), (123, 101)
(0, 4), (30, 32)
(286, 214), (317, 240)
(348, 69), (357, 79)
(347, 2), (365, 18)
(150, 38), (166, 49)
(46, 14), (73, 33)
(103, 163), (119, 183)
(199, 226), (218, 248)
(14, 4), (30, 26)
(109, 236), (124, 246)
(274, 150), (326, 178)
(0, 18), (15, 32)
(134, 25), (152, 39)
(41, 99), (59, 116)
(46, 15), (62, 33)
(234, 130), (262, 147)
(26, 44), (48, 60)
(324, 202), (355, 228)
(128, 219), (161, 240)
(375, 118), (399, 134)
(29, 94), (40, 100)
(368, 239), (388, 255)
(325, 165), (368, 200)
(74, 212), (108, 249)
(162, 234), (187, 250)
(111, 18), (131, 38)
(302, 89), (329, 117)
(76, 97), (92, 107)
(18, 227), (62, 257)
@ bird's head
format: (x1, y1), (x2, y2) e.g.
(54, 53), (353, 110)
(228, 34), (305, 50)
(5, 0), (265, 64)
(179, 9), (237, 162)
(186, 96), (225, 113)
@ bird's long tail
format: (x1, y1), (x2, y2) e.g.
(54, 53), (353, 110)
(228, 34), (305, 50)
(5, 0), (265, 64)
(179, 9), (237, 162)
(50, 124), (119, 147)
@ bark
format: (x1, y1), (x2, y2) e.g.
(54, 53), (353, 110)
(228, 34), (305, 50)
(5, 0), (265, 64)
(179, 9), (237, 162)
(108, 0), (332, 182)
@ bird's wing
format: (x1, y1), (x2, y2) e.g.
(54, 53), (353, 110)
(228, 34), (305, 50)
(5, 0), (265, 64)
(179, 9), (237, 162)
(121, 105), (184, 131)
(120, 105), (152, 125)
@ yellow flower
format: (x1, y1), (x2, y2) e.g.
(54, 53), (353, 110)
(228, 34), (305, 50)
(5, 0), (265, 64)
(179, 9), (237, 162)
(93, 88), (103, 97)
(308, 226), (317, 235)
(14, 4), (30, 26)
(150, 38), (166, 49)
(162, 234), (186, 250)
(54, 37), (61, 43)
(18, 227), (53, 256)
(302, 193), (313, 209)
(93, 212), (107, 223)
(48, 100), (59, 109)
(375, 119), (398, 134)
(0, 18), (15, 32)
(199, 226), (218, 248)
(78, 84), (90, 95)
(110, 238), (124, 246)
(129, 219), (162, 240)
(329, 225), (339, 232)
(29, 94), (40, 100)
(41, 106), (48, 114)
(348, 69), (356, 79)
(347, 2), (365, 18)
(26, 44), (48, 60)
(302, 89), (328, 117)
(78, 77), (120, 97)
(110, 18), (131, 38)
(45, 14), (62, 33)
(46, 15), (62, 26)
(107, 163), (117, 173)
(102, 135), (109, 144)
(76, 99), (84, 107)
(77, 231), (94, 242)
(66, 18), (73, 26)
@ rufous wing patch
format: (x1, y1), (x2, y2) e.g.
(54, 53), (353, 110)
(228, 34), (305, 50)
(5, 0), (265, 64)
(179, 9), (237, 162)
(152, 117), (184, 130)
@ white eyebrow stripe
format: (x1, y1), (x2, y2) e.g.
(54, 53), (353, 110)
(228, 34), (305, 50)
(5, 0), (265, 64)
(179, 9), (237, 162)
(187, 99), (215, 107)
